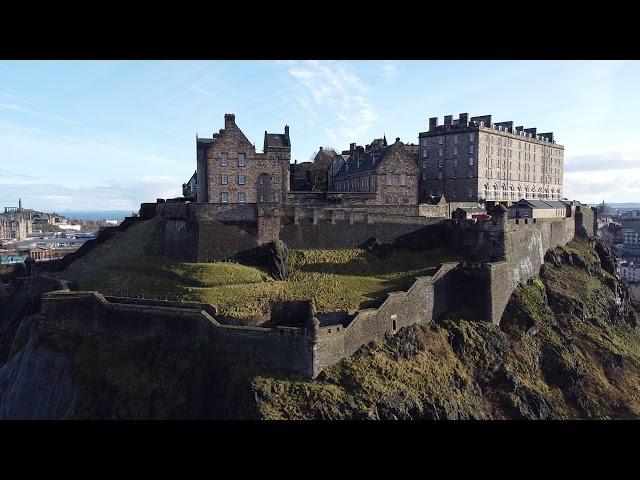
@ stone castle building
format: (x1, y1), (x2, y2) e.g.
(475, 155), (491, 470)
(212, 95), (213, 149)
(331, 137), (420, 205)
(196, 114), (291, 204)
(419, 113), (564, 203)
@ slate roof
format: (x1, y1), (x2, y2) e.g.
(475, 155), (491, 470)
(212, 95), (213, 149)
(334, 142), (402, 179)
(265, 133), (290, 148)
(512, 199), (567, 209)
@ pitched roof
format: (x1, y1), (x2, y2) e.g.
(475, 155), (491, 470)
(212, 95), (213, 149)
(334, 142), (405, 179)
(512, 199), (567, 209)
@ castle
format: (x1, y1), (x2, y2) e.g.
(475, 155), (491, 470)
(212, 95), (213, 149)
(41, 112), (595, 379)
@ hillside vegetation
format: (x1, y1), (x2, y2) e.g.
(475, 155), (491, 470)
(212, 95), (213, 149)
(251, 238), (640, 419)
(61, 219), (459, 318)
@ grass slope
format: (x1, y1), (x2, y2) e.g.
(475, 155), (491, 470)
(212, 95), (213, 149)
(62, 219), (460, 319)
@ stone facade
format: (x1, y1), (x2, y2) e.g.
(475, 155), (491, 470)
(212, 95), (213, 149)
(0, 217), (28, 241)
(419, 113), (564, 203)
(332, 138), (420, 205)
(196, 114), (290, 204)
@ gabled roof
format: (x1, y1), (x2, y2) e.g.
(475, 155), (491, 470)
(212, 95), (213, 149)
(334, 142), (405, 179)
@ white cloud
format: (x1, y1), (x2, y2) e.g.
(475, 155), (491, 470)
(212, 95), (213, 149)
(284, 60), (378, 147)
(0, 177), (181, 212)
(190, 84), (216, 98)
(379, 63), (399, 79)
(0, 101), (81, 125)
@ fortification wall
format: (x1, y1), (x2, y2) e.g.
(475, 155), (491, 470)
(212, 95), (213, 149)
(312, 263), (460, 376)
(40, 292), (316, 377)
(154, 202), (442, 259)
(575, 205), (597, 239)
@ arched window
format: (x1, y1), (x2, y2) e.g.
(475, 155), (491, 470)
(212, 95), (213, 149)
(484, 184), (489, 199)
(510, 185), (515, 199)
(492, 184), (497, 200)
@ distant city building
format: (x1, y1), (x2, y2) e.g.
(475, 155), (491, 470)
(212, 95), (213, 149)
(619, 258), (640, 283)
(419, 113), (564, 203)
(596, 200), (613, 218)
(0, 217), (29, 241)
(622, 217), (640, 247)
(196, 114), (291, 204)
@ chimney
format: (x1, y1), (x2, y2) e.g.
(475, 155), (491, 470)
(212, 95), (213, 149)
(18, 198), (22, 211)
(224, 113), (236, 128)
(444, 115), (453, 127)
(459, 113), (468, 127)
(285, 125), (289, 137)
(395, 137), (400, 143)
(429, 117), (438, 131)
(319, 146), (323, 151)
(350, 142), (356, 153)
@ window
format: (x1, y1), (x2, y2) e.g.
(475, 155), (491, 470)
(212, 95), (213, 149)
(454, 135), (459, 144)
(400, 173), (407, 186)
(238, 175), (245, 185)
(469, 156), (474, 166)
(453, 158), (458, 167)
(438, 172), (443, 180)
(438, 137), (443, 145)
(422, 161), (427, 169)
(422, 148), (427, 158)
(468, 170), (473, 178)
(221, 192), (229, 203)
(387, 173), (394, 186)
(422, 171), (427, 180)
(469, 133), (474, 142)
(221, 154), (228, 167)
(438, 160), (443, 168)
(238, 192), (246, 203)
(469, 144), (474, 154)
(453, 146), (458, 155)
(238, 153), (245, 167)
(221, 174), (228, 185)
(438, 148), (443, 157)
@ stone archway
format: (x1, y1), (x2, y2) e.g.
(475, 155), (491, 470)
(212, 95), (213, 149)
(257, 173), (271, 202)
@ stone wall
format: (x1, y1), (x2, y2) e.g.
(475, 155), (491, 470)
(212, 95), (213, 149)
(40, 291), (316, 378)
(40, 262), (461, 379)
(312, 262), (460, 376)
(154, 201), (444, 260)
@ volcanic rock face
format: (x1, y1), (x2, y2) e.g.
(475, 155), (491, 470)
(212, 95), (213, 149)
(251, 238), (640, 420)
(1, 238), (639, 419)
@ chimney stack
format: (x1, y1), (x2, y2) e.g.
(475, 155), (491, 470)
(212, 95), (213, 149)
(444, 115), (453, 127)
(224, 113), (236, 129)
(459, 113), (468, 127)
(429, 117), (438, 131)
(285, 125), (289, 137)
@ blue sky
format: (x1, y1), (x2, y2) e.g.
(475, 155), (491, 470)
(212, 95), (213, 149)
(1, 60), (639, 211)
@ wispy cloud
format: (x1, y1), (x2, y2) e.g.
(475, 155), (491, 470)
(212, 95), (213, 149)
(0, 169), (39, 179)
(190, 84), (216, 98)
(0, 101), (81, 125)
(284, 60), (378, 146)
(379, 62), (399, 79)
(0, 177), (181, 212)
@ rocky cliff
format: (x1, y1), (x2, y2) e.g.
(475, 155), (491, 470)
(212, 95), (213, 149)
(250, 237), (640, 419)
(1, 237), (638, 419)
